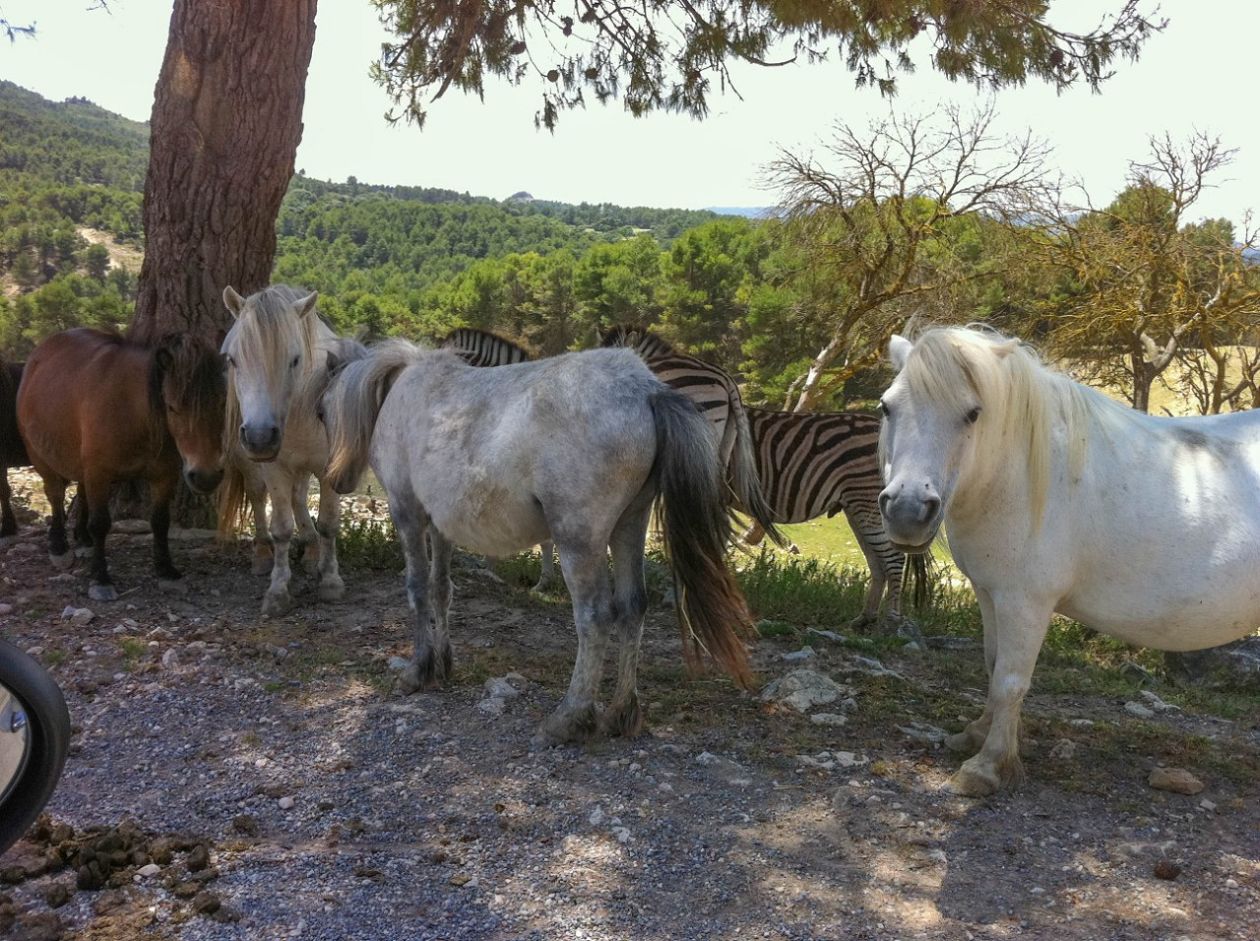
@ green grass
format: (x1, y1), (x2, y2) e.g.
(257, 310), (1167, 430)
(337, 518), (405, 571)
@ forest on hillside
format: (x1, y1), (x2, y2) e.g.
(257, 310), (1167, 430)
(2, 81), (1258, 414)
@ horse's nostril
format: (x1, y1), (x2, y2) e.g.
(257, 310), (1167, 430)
(920, 495), (941, 523)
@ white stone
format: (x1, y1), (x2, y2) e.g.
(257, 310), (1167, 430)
(1124, 701), (1156, 719)
(136, 863), (162, 878)
(810, 712), (848, 727)
(781, 646), (816, 662)
(588, 807), (606, 826)
(760, 670), (850, 712)
(484, 676), (522, 700)
(161, 649), (180, 670)
(477, 697), (507, 717)
(279, 796), (295, 810)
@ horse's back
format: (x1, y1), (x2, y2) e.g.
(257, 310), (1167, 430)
(376, 348), (663, 555)
(18, 329), (152, 480)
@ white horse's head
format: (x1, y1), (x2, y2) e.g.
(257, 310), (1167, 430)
(220, 285), (320, 461)
(877, 326), (1037, 553)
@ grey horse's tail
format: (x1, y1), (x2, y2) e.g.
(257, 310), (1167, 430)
(650, 389), (756, 689)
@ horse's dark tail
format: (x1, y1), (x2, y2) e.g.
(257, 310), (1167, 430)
(728, 400), (787, 548)
(905, 550), (935, 612)
(650, 388), (756, 689)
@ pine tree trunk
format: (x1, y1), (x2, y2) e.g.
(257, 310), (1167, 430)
(122, 0), (317, 526)
(129, 0), (318, 345)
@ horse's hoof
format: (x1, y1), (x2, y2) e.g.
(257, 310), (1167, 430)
(251, 555), (274, 577)
(533, 704), (600, 747)
(530, 576), (563, 595)
(158, 578), (188, 595)
(261, 591), (292, 617)
(74, 545), (92, 559)
(948, 759), (1001, 797)
(397, 663), (435, 695)
(601, 694), (644, 738)
(317, 577), (345, 602)
(88, 583), (118, 603)
(49, 551), (75, 571)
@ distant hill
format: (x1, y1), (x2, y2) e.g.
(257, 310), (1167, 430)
(705, 206), (774, 218)
(0, 81), (722, 328)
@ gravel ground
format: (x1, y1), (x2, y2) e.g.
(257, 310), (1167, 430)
(0, 478), (1258, 941)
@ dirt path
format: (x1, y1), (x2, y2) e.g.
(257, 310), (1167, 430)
(0, 507), (1257, 940)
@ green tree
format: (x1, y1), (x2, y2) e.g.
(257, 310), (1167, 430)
(371, 1), (1162, 130)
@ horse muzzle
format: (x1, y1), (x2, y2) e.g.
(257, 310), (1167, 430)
(184, 467), (225, 495)
(879, 480), (943, 554)
(240, 423), (282, 462)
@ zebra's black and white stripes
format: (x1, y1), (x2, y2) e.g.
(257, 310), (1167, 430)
(744, 406), (927, 624)
(442, 328), (532, 368)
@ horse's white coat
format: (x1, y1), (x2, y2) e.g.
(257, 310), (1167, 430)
(878, 325), (1260, 795)
(221, 285), (358, 614)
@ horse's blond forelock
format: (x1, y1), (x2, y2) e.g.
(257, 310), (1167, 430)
(899, 326), (1092, 528)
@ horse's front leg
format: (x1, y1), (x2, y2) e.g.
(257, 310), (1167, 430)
(243, 461), (273, 576)
(261, 477), (297, 616)
(82, 472), (117, 602)
(148, 472), (181, 583)
(949, 593), (1051, 797)
(534, 539), (614, 747)
(945, 588), (998, 754)
(314, 476), (344, 601)
(392, 497), (446, 693)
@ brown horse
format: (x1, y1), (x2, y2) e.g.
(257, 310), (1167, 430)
(17, 329), (227, 601)
(0, 354), (29, 537)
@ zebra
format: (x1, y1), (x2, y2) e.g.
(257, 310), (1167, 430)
(443, 327), (532, 368)
(603, 327), (927, 632)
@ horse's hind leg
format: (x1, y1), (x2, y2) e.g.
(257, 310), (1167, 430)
(534, 538), (615, 747)
(950, 594), (1050, 797)
(314, 477), (345, 601)
(72, 486), (91, 553)
(42, 475), (74, 570)
(391, 495), (448, 693)
(843, 507), (887, 631)
(0, 468), (17, 537)
(602, 496), (652, 738)
(82, 472), (117, 602)
(532, 541), (561, 593)
(148, 473), (181, 583)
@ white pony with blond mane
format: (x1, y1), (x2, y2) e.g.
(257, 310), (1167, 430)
(219, 285), (363, 615)
(878, 324), (1260, 796)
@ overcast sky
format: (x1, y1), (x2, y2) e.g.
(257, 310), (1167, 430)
(1, 1), (1256, 225)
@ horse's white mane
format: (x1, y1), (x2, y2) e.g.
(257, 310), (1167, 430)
(899, 325), (1096, 525)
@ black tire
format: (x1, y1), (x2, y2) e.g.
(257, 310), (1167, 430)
(0, 636), (71, 856)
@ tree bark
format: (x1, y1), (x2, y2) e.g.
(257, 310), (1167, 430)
(129, 0), (318, 345)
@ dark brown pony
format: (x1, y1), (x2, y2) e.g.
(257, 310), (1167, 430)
(17, 329), (227, 600)
(0, 354), (29, 536)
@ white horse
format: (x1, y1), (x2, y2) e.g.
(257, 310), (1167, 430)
(878, 325), (1260, 796)
(219, 285), (362, 616)
(317, 339), (756, 744)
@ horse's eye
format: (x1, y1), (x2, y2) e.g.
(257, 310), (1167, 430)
(224, 354), (235, 369)
(966, 406), (982, 425)
(315, 405), (325, 423)
(878, 400), (891, 417)
(290, 355), (300, 369)
(167, 404), (179, 415)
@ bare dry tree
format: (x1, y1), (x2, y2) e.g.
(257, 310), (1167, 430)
(764, 101), (1053, 412)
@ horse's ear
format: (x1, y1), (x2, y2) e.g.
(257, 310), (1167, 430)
(889, 335), (913, 372)
(296, 292), (319, 319)
(223, 286), (245, 318)
(993, 338), (1020, 360)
